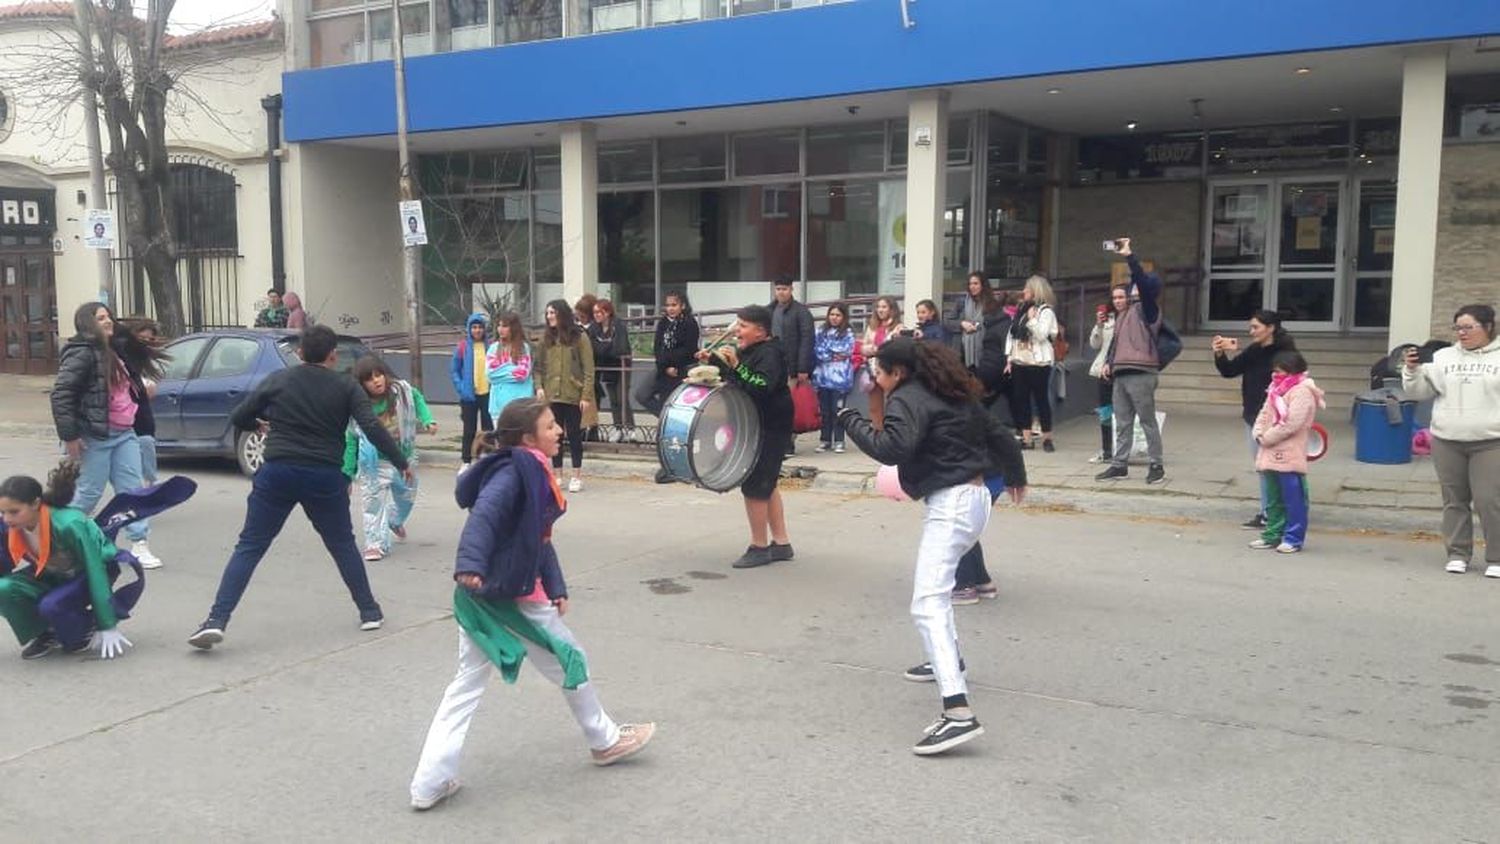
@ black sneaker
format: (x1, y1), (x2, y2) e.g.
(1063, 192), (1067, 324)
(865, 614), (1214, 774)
(188, 619), (227, 650)
(21, 633), (58, 660)
(732, 545), (774, 569)
(1042, 440), (1056, 453)
(1095, 465), (1128, 481)
(62, 638), (93, 654)
(913, 714), (985, 756)
(902, 658), (966, 682)
(1241, 514), (1267, 530)
(769, 542), (794, 562)
(1146, 464), (1166, 484)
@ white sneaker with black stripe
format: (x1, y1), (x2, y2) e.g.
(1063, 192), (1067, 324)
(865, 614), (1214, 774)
(913, 714), (984, 756)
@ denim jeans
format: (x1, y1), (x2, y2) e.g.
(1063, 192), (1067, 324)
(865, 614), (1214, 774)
(207, 461), (382, 624)
(71, 429), (147, 542)
(817, 388), (847, 445)
(138, 434), (158, 484)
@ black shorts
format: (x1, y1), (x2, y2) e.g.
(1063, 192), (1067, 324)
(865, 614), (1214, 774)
(740, 429), (789, 500)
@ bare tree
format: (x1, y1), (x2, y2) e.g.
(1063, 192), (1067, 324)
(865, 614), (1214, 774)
(422, 152), (538, 327)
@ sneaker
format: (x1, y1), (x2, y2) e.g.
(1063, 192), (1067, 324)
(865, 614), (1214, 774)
(1088, 451), (1109, 464)
(188, 619), (226, 650)
(567, 477), (584, 494)
(1241, 514), (1267, 531)
(769, 542), (795, 562)
(654, 467), (675, 485)
(62, 638), (92, 654)
(360, 610), (384, 632)
(1445, 560), (1468, 574)
(814, 442), (830, 453)
(391, 524), (407, 542)
(951, 586), (980, 606)
(732, 545), (774, 569)
(902, 659), (966, 683)
(1248, 539), (1276, 550)
(1486, 565), (1500, 579)
(1019, 440), (1035, 450)
(913, 714), (985, 756)
(1095, 465), (1128, 481)
(976, 583), (999, 600)
(1042, 440), (1056, 453)
(1146, 464), (1166, 484)
(833, 443), (845, 454)
(591, 722), (656, 766)
(1275, 542), (1301, 554)
(410, 779), (461, 812)
(131, 540), (163, 570)
(363, 547), (384, 562)
(20, 633), (58, 660)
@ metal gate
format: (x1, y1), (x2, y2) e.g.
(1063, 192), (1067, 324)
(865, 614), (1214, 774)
(112, 156), (242, 331)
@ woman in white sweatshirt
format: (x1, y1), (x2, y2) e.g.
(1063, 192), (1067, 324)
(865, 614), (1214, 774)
(1402, 304), (1500, 579)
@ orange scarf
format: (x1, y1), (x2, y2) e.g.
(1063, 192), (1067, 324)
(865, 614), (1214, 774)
(521, 447), (567, 536)
(7, 504), (51, 576)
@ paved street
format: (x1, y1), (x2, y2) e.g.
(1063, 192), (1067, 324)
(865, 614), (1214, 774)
(0, 431), (1497, 841)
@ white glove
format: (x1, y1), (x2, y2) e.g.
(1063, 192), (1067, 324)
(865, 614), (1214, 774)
(94, 629), (133, 660)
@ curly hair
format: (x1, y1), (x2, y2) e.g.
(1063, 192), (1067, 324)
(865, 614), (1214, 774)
(874, 336), (982, 403)
(0, 460), (82, 509)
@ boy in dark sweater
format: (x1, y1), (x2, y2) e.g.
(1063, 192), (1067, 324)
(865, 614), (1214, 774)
(700, 305), (796, 569)
(188, 326), (411, 649)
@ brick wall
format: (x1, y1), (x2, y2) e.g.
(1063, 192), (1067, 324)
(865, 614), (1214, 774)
(1056, 181), (1202, 278)
(1431, 143), (1500, 338)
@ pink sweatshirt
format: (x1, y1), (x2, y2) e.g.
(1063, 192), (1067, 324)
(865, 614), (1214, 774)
(1252, 379), (1325, 474)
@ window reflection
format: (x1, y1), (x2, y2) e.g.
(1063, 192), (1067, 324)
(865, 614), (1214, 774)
(498, 0), (562, 44)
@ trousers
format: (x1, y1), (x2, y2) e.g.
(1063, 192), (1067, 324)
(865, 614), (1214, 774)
(1111, 370), (1163, 468)
(1246, 423), (1269, 516)
(207, 461), (381, 624)
(72, 429), (148, 542)
(459, 399), (493, 464)
(359, 458), (419, 554)
(1009, 363), (1054, 433)
(0, 565), (121, 648)
(409, 605), (619, 801)
(551, 402), (585, 470)
(1261, 471), (1310, 548)
(1429, 436), (1500, 564)
(912, 483), (990, 698)
(817, 388), (847, 445)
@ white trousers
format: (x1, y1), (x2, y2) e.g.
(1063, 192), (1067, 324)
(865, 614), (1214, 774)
(409, 602), (620, 801)
(912, 483), (991, 698)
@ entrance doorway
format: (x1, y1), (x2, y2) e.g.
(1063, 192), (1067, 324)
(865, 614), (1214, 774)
(0, 250), (58, 374)
(1203, 176), (1348, 332)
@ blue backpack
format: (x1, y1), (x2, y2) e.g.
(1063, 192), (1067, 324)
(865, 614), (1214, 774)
(1155, 320), (1182, 370)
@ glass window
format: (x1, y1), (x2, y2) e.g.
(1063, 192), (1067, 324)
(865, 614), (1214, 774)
(984, 176), (1043, 284)
(438, 0), (491, 51)
(651, 0), (725, 25)
(310, 0), (361, 10)
(370, 5), (433, 59)
(599, 191), (656, 308)
(1025, 127), (1049, 174)
(533, 190), (564, 300)
(806, 122), (885, 175)
(1078, 132), (1203, 183)
(309, 14), (365, 67)
(534, 149), (561, 191)
(199, 338), (261, 379)
(497, 0), (562, 44)
(659, 134), (726, 183)
(1207, 123), (1349, 175)
(161, 337), (210, 381)
(806, 179), (881, 296)
(422, 193), (533, 325)
(574, 0), (642, 34)
(988, 117), (1023, 177)
(889, 115), (971, 169)
(942, 169), (971, 289)
(1279, 183), (1339, 268)
(733, 131), (800, 178)
(660, 184), (801, 284)
(1355, 179), (1396, 275)
(599, 141), (654, 184)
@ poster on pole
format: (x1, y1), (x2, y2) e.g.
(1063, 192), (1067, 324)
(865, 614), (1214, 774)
(399, 200), (428, 246)
(82, 209), (115, 250)
(877, 181), (907, 295)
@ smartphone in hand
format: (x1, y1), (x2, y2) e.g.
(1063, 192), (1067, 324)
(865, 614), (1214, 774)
(1102, 239), (1118, 252)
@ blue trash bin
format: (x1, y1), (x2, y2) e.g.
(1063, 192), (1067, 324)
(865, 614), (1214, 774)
(1352, 389), (1417, 465)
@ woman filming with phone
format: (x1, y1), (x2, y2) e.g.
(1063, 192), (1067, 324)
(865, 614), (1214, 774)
(1213, 310), (1297, 531)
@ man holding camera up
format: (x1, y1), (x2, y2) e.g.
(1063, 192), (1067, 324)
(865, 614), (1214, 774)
(1096, 238), (1167, 484)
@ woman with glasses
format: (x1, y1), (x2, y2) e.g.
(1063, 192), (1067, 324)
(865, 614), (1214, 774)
(1402, 304), (1500, 578)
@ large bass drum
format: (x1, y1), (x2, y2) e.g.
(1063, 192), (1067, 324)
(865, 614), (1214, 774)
(656, 382), (763, 492)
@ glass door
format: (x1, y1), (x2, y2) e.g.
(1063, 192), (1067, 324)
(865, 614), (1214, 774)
(1349, 179), (1395, 331)
(1204, 181), (1270, 325)
(1274, 179), (1344, 330)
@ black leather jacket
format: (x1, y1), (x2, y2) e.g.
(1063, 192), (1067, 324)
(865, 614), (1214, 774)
(51, 337), (111, 442)
(841, 380), (1027, 500)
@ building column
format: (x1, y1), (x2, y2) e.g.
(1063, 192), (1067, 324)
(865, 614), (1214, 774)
(1388, 48), (1447, 347)
(560, 122), (599, 305)
(902, 90), (949, 307)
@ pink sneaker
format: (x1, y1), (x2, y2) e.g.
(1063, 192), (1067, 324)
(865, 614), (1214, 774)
(363, 547), (384, 562)
(591, 723), (656, 767)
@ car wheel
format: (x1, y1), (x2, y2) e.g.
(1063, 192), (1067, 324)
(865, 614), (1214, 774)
(236, 429), (267, 476)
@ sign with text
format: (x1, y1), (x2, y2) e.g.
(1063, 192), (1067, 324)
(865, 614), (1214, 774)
(399, 200), (428, 246)
(0, 187), (56, 234)
(83, 209), (115, 249)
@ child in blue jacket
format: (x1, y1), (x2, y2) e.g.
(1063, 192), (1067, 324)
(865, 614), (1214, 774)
(408, 398), (655, 811)
(812, 303), (860, 454)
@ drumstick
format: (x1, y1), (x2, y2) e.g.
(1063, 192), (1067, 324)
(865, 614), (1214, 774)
(702, 326), (738, 354)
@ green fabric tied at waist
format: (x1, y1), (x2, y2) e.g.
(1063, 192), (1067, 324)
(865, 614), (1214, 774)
(452, 587), (589, 690)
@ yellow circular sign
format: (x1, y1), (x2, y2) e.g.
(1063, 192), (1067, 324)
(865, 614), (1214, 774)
(893, 214), (907, 248)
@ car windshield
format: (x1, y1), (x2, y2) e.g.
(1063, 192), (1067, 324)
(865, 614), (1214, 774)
(276, 336), (369, 375)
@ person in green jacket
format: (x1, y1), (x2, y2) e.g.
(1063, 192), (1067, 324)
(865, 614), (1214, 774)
(345, 355), (435, 561)
(0, 461), (133, 660)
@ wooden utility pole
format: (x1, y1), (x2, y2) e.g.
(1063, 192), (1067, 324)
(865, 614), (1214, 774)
(392, 0), (424, 388)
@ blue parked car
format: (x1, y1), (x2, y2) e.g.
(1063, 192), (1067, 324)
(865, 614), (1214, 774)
(152, 329), (371, 476)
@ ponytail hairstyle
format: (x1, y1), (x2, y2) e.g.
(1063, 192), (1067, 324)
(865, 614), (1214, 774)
(0, 460), (82, 509)
(73, 301), (123, 389)
(473, 398), (553, 458)
(873, 336), (983, 403)
(1250, 309), (1292, 346)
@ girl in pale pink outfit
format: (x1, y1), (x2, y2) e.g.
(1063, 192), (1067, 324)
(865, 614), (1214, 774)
(1249, 351), (1325, 554)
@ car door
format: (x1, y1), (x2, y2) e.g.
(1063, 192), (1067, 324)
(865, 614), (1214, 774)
(179, 336), (265, 447)
(152, 335), (212, 446)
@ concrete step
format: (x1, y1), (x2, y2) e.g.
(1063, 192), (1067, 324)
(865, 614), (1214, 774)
(1160, 373), (1372, 391)
(1181, 334), (1388, 353)
(1172, 349), (1384, 367)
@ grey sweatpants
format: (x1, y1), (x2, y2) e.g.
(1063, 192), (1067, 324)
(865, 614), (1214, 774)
(1429, 436), (1500, 565)
(1111, 370), (1163, 468)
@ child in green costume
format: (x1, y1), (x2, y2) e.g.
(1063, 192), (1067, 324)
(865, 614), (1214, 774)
(344, 355), (435, 561)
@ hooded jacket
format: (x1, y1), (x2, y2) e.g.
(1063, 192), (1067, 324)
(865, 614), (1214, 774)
(449, 313), (490, 403)
(453, 449), (567, 601)
(1402, 337), (1500, 442)
(51, 336), (111, 442)
(1253, 377), (1326, 474)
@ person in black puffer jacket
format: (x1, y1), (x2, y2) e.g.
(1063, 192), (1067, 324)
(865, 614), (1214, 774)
(1212, 308), (1296, 530)
(838, 338), (1027, 758)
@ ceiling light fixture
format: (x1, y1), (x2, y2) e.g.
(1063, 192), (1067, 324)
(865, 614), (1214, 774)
(1125, 121), (1138, 131)
(1329, 106), (1344, 113)
(1046, 88), (1062, 95)
(1294, 67), (1312, 75)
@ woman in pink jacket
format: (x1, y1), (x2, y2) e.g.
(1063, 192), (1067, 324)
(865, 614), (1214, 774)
(1248, 351), (1324, 554)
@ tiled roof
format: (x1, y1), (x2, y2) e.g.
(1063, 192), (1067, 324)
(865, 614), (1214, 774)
(0, 2), (73, 22)
(0, 3), (281, 50)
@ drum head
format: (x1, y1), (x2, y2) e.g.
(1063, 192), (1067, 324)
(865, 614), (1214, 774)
(657, 383), (763, 492)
